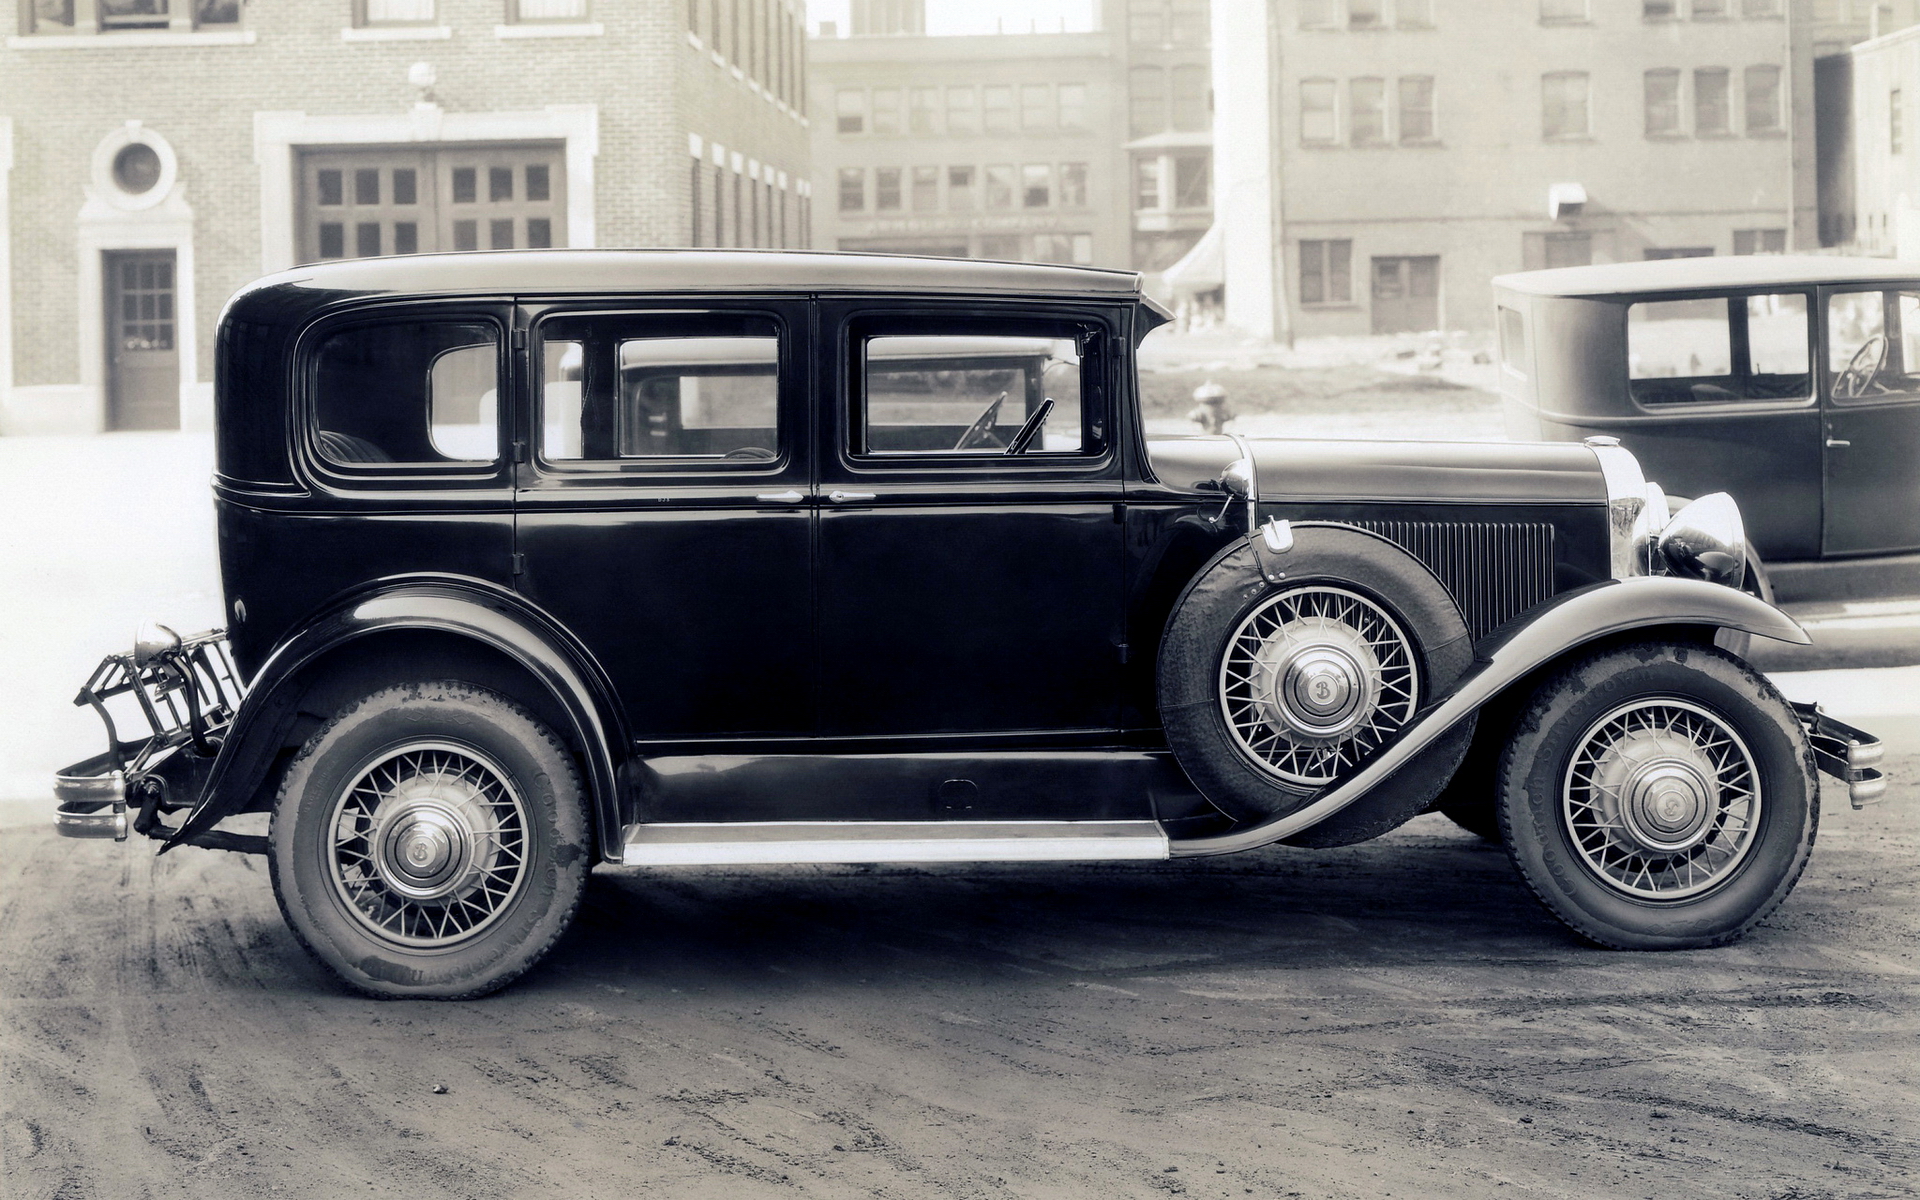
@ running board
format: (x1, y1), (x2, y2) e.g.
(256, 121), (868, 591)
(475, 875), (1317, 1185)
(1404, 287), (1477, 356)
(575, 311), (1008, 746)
(620, 820), (1170, 866)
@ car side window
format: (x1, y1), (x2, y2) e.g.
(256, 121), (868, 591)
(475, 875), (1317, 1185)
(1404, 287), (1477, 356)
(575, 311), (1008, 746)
(1828, 289), (1920, 402)
(1627, 293), (1810, 406)
(312, 320), (501, 466)
(537, 314), (780, 464)
(858, 333), (1090, 456)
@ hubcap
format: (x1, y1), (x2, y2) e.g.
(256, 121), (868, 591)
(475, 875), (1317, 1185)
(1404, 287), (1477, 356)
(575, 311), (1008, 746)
(1220, 586), (1420, 787)
(1563, 700), (1761, 900)
(327, 743), (529, 947)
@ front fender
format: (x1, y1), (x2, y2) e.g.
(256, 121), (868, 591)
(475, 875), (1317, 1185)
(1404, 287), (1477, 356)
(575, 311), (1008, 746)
(1168, 575), (1807, 857)
(164, 579), (628, 862)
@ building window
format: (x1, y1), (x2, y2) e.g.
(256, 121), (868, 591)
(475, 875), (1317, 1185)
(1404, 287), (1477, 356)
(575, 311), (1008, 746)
(1693, 0), (1726, 17)
(1130, 67), (1168, 138)
(1299, 0), (1339, 29)
(1645, 69), (1682, 135)
(1398, 76), (1435, 142)
(1348, 0), (1383, 27)
(1171, 64), (1210, 132)
(874, 167), (902, 211)
(1171, 0), (1208, 43)
(947, 88), (978, 135)
(1745, 65), (1781, 133)
(1540, 0), (1587, 21)
(1129, 0), (1165, 42)
(838, 167), (865, 212)
(1059, 84), (1088, 132)
(1742, 0), (1781, 14)
(1543, 71), (1590, 139)
(359, 0), (435, 24)
(1894, 89), (1906, 154)
(871, 88), (903, 137)
(910, 87), (940, 136)
(1643, 0), (1676, 18)
(911, 165), (939, 212)
(689, 158), (703, 246)
(1350, 78), (1387, 145)
(837, 90), (868, 136)
(984, 164), (1015, 209)
(1173, 152), (1210, 207)
(511, 0), (587, 20)
(983, 86), (1015, 135)
(1695, 67), (1731, 135)
(1300, 239), (1353, 305)
(1060, 162), (1089, 207)
(1301, 78), (1338, 144)
(1734, 228), (1787, 254)
(1022, 163), (1054, 208)
(302, 147), (561, 262)
(1135, 157), (1163, 211)
(948, 165), (975, 210)
(1022, 84), (1056, 132)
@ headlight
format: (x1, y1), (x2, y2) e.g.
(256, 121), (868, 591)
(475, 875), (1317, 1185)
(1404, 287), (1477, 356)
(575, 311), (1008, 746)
(1658, 493), (1747, 589)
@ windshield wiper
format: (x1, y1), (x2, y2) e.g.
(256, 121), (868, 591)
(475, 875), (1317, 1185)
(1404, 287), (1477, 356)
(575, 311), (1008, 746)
(1004, 397), (1056, 456)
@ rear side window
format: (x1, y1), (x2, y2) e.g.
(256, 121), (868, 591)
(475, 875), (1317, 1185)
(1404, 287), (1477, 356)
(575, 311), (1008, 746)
(312, 320), (501, 466)
(1497, 306), (1527, 377)
(1627, 292), (1809, 405)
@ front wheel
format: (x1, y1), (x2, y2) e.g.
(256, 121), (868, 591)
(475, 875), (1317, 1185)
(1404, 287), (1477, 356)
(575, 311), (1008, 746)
(269, 681), (591, 999)
(1497, 642), (1818, 950)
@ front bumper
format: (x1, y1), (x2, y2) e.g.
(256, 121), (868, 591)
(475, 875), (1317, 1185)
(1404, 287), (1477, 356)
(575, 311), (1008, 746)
(1794, 701), (1886, 809)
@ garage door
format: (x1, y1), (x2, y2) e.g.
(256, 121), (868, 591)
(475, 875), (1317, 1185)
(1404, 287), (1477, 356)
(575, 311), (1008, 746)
(297, 144), (566, 264)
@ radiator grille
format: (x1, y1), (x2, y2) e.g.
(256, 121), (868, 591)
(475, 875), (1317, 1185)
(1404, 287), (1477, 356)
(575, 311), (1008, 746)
(1349, 520), (1556, 640)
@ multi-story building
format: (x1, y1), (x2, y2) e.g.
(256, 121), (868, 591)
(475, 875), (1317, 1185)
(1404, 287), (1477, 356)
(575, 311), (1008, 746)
(807, 0), (1214, 273)
(1217, 0), (1802, 339)
(0, 0), (809, 435)
(1848, 3), (1920, 256)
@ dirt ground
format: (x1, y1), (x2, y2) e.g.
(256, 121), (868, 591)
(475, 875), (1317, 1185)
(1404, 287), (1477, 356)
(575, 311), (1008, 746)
(4, 765), (1913, 1200)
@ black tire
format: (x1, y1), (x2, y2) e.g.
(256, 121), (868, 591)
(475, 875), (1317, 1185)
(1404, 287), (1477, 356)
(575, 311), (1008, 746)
(1431, 699), (1515, 843)
(269, 681), (591, 999)
(1497, 642), (1818, 950)
(1158, 525), (1475, 843)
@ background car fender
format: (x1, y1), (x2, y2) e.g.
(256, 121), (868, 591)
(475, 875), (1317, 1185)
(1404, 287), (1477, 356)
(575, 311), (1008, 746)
(163, 579), (630, 863)
(1168, 574), (1809, 857)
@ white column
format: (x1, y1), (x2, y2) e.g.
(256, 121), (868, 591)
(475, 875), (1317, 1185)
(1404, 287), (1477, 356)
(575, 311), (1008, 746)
(0, 117), (12, 429)
(1213, 0), (1284, 343)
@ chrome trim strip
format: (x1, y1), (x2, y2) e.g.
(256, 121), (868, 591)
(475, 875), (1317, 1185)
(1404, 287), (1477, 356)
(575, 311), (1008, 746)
(621, 820), (1170, 866)
(1226, 431), (1259, 529)
(1586, 439), (1650, 580)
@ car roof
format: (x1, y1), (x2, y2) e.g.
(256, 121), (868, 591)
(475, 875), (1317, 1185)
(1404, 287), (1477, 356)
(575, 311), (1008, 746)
(226, 249), (1147, 319)
(1493, 255), (1920, 297)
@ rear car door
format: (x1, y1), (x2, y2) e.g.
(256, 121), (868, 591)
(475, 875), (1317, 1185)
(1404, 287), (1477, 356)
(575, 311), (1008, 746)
(1821, 284), (1920, 557)
(813, 299), (1128, 740)
(512, 299), (814, 741)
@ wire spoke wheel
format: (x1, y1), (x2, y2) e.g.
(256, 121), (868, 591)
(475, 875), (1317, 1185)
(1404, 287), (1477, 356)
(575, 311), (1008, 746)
(1217, 585), (1421, 787)
(1562, 698), (1762, 902)
(326, 741), (530, 949)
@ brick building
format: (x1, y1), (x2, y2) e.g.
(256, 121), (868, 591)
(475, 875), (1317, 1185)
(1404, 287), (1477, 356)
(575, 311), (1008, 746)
(0, 0), (810, 435)
(807, 0), (1214, 273)
(1216, 0), (1809, 340)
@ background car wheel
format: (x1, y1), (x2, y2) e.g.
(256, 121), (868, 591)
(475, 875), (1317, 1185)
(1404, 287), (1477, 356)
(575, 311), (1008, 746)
(269, 681), (591, 999)
(1497, 641), (1818, 950)
(1159, 525), (1475, 843)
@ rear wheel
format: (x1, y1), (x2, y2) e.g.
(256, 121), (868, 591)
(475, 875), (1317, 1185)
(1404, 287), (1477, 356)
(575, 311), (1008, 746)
(1497, 642), (1818, 949)
(269, 681), (591, 999)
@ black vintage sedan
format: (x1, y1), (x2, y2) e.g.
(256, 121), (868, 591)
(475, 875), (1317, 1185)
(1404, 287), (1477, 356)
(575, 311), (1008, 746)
(1495, 256), (1920, 586)
(54, 251), (1880, 998)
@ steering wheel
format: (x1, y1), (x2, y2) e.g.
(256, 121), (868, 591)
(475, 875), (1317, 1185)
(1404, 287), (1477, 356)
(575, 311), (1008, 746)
(953, 391), (1008, 451)
(1836, 334), (1889, 399)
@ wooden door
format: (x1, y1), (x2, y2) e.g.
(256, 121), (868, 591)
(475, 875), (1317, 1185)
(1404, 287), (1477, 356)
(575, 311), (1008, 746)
(1370, 255), (1441, 334)
(104, 250), (179, 431)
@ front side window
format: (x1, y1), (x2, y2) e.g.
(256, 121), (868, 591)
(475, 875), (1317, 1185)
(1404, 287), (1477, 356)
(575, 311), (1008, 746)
(859, 333), (1089, 457)
(1628, 292), (1812, 405)
(539, 315), (780, 463)
(1828, 290), (1920, 401)
(311, 319), (500, 469)
(1543, 71), (1590, 139)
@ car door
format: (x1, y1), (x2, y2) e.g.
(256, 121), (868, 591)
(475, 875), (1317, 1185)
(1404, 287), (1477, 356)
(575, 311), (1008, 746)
(813, 299), (1128, 740)
(512, 298), (814, 741)
(1821, 284), (1920, 557)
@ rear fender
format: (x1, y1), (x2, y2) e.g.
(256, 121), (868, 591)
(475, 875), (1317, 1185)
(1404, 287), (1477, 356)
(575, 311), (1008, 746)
(164, 579), (629, 862)
(1169, 575), (1808, 857)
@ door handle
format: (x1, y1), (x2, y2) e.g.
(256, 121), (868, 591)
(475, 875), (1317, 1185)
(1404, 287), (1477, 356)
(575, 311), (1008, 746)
(1826, 438), (1852, 448)
(755, 489), (806, 504)
(828, 490), (877, 504)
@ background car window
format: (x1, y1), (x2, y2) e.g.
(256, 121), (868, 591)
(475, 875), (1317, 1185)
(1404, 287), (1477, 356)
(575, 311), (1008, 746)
(1628, 298), (1732, 385)
(313, 320), (500, 466)
(538, 316), (780, 463)
(1745, 294), (1809, 377)
(1827, 289), (1920, 401)
(1497, 306), (1527, 378)
(862, 335), (1084, 455)
(1626, 296), (1810, 405)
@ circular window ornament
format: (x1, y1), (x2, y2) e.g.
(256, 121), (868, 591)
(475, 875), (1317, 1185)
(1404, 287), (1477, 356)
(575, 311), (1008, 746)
(89, 122), (179, 212)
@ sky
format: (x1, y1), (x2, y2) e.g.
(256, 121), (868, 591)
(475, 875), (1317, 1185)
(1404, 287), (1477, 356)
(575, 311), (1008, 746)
(809, 0), (1100, 36)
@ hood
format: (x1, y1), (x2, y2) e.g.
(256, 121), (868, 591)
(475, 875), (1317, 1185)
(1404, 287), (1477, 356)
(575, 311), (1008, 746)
(1145, 435), (1609, 505)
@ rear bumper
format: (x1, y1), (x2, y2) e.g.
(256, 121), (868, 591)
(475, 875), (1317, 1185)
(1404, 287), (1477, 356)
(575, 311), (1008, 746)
(1794, 701), (1885, 809)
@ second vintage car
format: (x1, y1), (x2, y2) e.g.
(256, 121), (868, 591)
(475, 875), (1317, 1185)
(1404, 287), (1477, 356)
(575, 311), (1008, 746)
(55, 250), (1881, 998)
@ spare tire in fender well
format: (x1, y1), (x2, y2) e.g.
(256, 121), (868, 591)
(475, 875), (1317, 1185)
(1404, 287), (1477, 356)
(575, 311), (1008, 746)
(1157, 523), (1477, 845)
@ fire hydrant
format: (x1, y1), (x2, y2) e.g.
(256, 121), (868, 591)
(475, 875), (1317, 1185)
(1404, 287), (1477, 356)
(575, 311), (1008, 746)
(1187, 380), (1234, 434)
